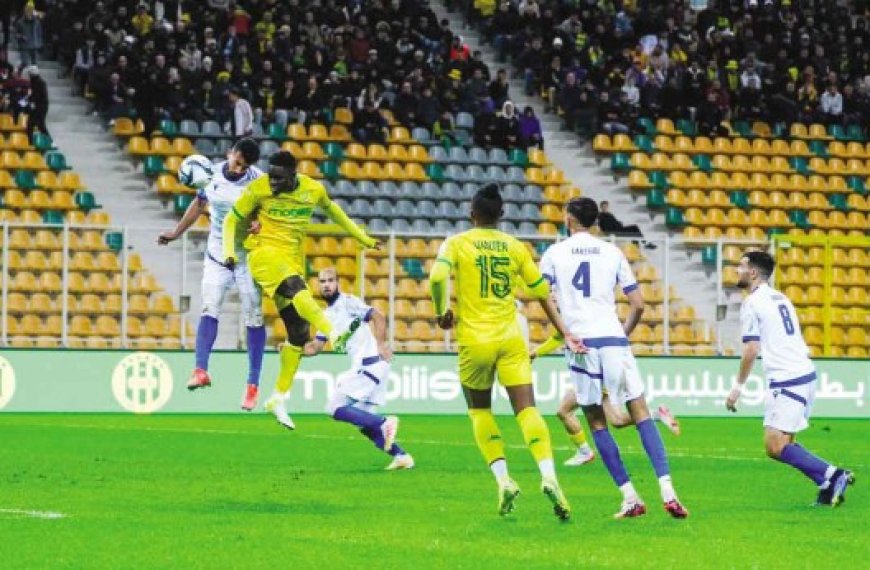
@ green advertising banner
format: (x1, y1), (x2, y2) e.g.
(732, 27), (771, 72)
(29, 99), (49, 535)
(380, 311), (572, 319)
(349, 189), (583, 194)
(0, 350), (866, 417)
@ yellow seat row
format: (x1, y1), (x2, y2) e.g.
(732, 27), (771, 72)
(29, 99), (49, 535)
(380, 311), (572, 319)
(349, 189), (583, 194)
(127, 136), (195, 157)
(633, 170), (853, 193)
(778, 247), (870, 267)
(339, 161), (428, 182)
(341, 143), (431, 163)
(779, 266), (869, 286)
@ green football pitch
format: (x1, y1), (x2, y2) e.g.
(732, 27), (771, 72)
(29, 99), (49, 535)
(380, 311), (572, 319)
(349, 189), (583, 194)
(1, 414), (865, 569)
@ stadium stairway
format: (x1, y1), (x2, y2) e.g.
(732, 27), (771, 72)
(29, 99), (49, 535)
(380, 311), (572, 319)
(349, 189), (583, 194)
(432, 3), (730, 352)
(38, 60), (241, 349)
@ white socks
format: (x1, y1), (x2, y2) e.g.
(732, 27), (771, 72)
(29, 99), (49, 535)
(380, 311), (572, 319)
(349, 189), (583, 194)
(619, 481), (639, 502)
(491, 458), (509, 481)
(538, 459), (556, 480)
(658, 475), (677, 502)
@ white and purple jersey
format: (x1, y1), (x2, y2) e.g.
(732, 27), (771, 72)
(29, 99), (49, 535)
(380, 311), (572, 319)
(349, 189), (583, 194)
(741, 283), (815, 385)
(316, 293), (380, 369)
(539, 232), (638, 347)
(197, 160), (263, 262)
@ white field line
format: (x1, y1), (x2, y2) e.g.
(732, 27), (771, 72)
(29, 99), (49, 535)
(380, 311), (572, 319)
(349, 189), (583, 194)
(0, 508), (67, 519)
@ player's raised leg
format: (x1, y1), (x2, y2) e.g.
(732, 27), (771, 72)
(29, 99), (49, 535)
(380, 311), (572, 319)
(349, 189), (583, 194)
(237, 266), (265, 410)
(556, 390), (596, 466)
(189, 259), (233, 390)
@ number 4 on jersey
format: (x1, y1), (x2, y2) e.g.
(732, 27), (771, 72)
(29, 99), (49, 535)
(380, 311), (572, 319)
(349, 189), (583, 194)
(572, 261), (591, 298)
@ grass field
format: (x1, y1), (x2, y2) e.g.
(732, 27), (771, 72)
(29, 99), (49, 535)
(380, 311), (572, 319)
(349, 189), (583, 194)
(0, 413), (865, 569)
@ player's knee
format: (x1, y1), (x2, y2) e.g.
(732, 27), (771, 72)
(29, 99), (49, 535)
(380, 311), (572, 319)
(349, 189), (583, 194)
(243, 307), (264, 328)
(275, 275), (306, 300)
(765, 439), (786, 459)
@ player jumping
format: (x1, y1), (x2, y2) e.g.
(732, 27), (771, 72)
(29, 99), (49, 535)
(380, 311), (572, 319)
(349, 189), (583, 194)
(429, 183), (582, 521)
(304, 268), (414, 470)
(223, 151), (378, 430)
(157, 138), (266, 411)
(726, 251), (854, 506)
(539, 197), (688, 519)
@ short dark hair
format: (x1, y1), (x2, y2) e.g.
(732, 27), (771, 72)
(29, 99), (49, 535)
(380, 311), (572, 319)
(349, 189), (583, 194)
(233, 137), (260, 166)
(744, 250), (775, 279)
(472, 183), (503, 224)
(268, 150), (296, 170)
(566, 197), (598, 228)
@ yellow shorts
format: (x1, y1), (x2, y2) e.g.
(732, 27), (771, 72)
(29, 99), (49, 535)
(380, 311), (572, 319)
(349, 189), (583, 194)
(247, 246), (305, 299)
(458, 334), (532, 391)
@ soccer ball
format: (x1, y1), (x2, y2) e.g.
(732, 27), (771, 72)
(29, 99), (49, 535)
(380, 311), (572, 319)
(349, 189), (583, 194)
(178, 154), (214, 190)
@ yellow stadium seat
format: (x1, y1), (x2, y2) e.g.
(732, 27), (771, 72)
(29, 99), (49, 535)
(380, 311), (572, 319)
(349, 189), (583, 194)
(287, 123), (307, 141)
(388, 126), (410, 143)
(655, 135), (677, 153)
(367, 144), (388, 161)
(0, 150), (24, 169)
(309, 124), (330, 141)
(592, 134), (612, 154)
(171, 138), (195, 156)
(751, 138), (772, 156)
(113, 117), (144, 137)
(809, 123), (832, 140)
(334, 107), (353, 125)
(631, 153), (652, 170)
(297, 160), (322, 178)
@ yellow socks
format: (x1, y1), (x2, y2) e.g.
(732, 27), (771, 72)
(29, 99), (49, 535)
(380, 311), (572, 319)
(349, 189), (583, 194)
(469, 408), (506, 466)
(290, 289), (334, 337)
(275, 343), (302, 394)
(517, 407), (556, 478)
(569, 429), (589, 448)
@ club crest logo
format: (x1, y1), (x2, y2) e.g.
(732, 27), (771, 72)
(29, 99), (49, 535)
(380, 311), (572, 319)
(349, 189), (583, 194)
(0, 356), (16, 409)
(112, 352), (174, 414)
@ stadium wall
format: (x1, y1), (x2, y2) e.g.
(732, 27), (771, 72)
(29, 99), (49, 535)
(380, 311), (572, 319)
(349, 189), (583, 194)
(0, 351), (866, 417)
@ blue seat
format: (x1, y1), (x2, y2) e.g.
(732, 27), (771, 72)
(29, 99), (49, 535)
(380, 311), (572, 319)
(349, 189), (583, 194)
(417, 200), (438, 217)
(525, 185), (544, 203)
(489, 148), (510, 165)
(461, 183), (478, 200)
(466, 165), (487, 183)
(215, 138), (233, 156)
(485, 165), (507, 183)
(411, 218), (433, 233)
(179, 120), (200, 137)
(395, 200), (417, 218)
(521, 203), (541, 221)
(368, 218), (390, 232)
(503, 203), (522, 220)
(259, 140), (280, 157)
(412, 127), (432, 143)
(392, 218), (412, 232)
(448, 146), (469, 164)
(442, 182), (462, 200)
(438, 201), (460, 219)
(506, 167), (526, 183)
(427, 145), (448, 163)
(498, 221), (519, 234)
(503, 183), (523, 202)
(420, 182), (440, 197)
(456, 112), (474, 130)
(399, 182), (421, 199)
(357, 181), (378, 196)
(201, 121), (222, 137)
(456, 220), (473, 232)
(194, 138), (216, 156)
(372, 199), (392, 217)
(378, 181), (399, 197)
(334, 180), (356, 197)
(445, 164), (467, 182)
(349, 198), (372, 217)
(469, 147), (489, 164)
(518, 222), (538, 234)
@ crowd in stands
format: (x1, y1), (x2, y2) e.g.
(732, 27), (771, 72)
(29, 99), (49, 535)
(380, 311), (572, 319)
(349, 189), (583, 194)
(464, 0), (870, 139)
(4, 0), (544, 150)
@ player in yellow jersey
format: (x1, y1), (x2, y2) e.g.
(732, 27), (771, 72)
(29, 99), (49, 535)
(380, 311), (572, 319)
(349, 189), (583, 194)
(223, 151), (378, 430)
(429, 183), (583, 520)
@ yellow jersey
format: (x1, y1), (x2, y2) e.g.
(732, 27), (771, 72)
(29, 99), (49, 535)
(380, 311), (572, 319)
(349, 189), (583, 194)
(436, 228), (546, 345)
(223, 174), (329, 262)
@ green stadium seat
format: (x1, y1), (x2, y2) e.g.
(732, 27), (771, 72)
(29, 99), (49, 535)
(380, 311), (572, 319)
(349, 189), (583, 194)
(676, 119), (696, 136)
(701, 245), (717, 265)
(14, 169), (37, 190)
(610, 152), (630, 174)
(33, 132), (55, 152)
(267, 123), (286, 140)
(173, 193), (194, 215)
(158, 119), (178, 138)
(105, 231), (123, 252)
(772, 122), (788, 138)
(732, 121), (753, 138)
(42, 210), (64, 225)
(789, 156), (810, 174)
(789, 210), (810, 229)
(692, 154), (712, 172)
(665, 206), (685, 227)
(648, 171), (668, 189)
(425, 163), (445, 183)
(637, 117), (656, 136)
(45, 151), (71, 171)
(633, 134), (654, 153)
(401, 258), (425, 279)
(808, 140), (828, 158)
(829, 194), (848, 210)
(509, 148), (529, 168)
(143, 155), (165, 177)
(767, 227), (787, 238)
(828, 124), (847, 141)
(323, 142), (344, 160)
(320, 160), (340, 180)
(74, 190), (99, 213)
(847, 176), (866, 194)
(730, 190), (749, 209)
(845, 124), (865, 142)
(646, 188), (666, 209)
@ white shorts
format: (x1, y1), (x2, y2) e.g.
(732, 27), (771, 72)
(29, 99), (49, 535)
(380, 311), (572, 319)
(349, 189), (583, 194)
(201, 254), (263, 327)
(326, 358), (390, 415)
(764, 374), (817, 434)
(568, 343), (644, 407)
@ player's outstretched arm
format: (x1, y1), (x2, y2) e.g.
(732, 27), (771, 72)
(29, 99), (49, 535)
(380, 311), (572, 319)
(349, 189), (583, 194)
(531, 332), (565, 360)
(727, 340), (760, 412)
(368, 309), (393, 362)
(322, 200), (378, 249)
(157, 196), (206, 245)
(623, 288), (645, 337)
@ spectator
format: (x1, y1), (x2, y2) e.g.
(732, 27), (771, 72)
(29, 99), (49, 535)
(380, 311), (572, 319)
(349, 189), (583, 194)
(494, 100), (520, 150)
(557, 71), (584, 131)
(597, 201), (655, 250)
(73, 37), (97, 96)
(228, 85), (253, 137)
(433, 109), (458, 148)
(24, 65), (49, 142)
(14, 2), (43, 67)
(473, 109), (498, 149)
(518, 105), (543, 150)
(488, 68), (510, 109)
(598, 91), (630, 136)
(352, 99), (388, 144)
(820, 83), (843, 124)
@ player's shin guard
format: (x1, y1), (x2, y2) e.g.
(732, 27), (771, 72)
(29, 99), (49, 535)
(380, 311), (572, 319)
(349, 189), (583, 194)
(516, 407), (554, 467)
(592, 428), (631, 486)
(779, 443), (832, 485)
(469, 408), (506, 466)
(194, 315), (219, 370)
(290, 289), (333, 336)
(637, 418), (670, 477)
(246, 325), (266, 386)
(275, 343), (302, 394)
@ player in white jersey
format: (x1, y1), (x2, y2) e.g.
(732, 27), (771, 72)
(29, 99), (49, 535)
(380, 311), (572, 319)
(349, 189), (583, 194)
(538, 197), (688, 519)
(301, 268), (414, 470)
(157, 138), (267, 411)
(726, 251), (854, 506)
